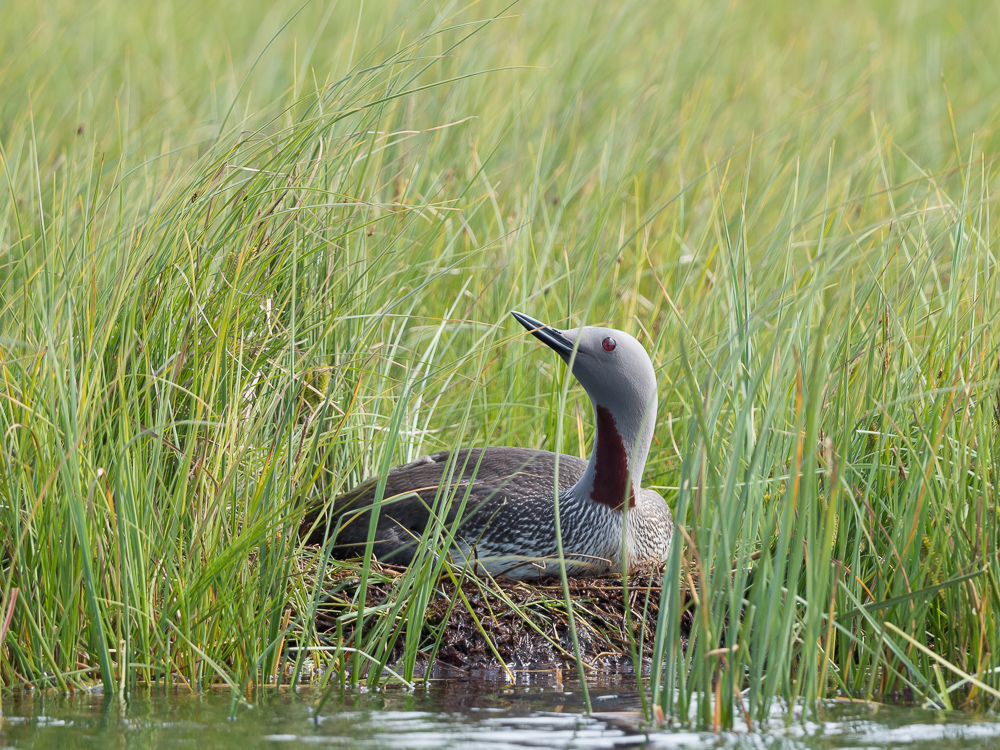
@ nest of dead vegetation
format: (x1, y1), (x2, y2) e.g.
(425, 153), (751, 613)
(295, 551), (693, 671)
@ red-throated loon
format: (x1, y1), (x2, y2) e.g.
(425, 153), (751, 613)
(300, 311), (673, 579)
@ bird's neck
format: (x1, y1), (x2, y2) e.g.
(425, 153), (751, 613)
(571, 396), (655, 511)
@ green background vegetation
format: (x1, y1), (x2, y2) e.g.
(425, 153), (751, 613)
(2, 0), (1000, 726)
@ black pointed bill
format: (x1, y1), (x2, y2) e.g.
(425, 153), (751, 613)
(511, 311), (575, 357)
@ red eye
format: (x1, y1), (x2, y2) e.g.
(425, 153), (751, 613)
(602, 337), (616, 352)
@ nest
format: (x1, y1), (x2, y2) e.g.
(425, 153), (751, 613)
(298, 553), (693, 672)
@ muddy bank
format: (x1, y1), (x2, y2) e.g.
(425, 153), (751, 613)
(305, 559), (693, 671)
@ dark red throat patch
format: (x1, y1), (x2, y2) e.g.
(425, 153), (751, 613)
(591, 405), (634, 510)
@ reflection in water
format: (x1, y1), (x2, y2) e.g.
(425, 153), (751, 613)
(1, 670), (998, 749)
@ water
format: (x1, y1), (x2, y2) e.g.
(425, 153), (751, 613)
(2, 671), (998, 749)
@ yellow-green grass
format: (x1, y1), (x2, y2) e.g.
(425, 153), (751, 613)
(2, 0), (1000, 727)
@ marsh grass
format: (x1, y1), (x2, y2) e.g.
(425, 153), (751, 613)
(3, 0), (1000, 730)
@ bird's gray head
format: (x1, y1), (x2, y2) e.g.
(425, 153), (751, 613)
(512, 311), (658, 503)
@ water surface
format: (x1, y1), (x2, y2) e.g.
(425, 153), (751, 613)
(2, 671), (998, 749)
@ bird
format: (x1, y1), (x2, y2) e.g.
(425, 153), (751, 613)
(300, 311), (673, 579)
